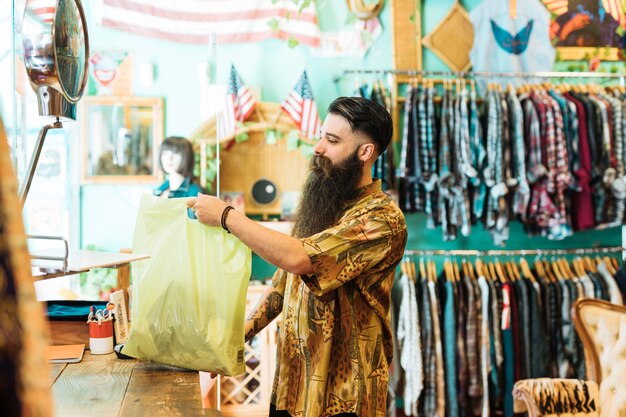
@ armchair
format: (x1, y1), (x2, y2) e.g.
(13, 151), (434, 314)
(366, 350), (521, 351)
(513, 298), (626, 417)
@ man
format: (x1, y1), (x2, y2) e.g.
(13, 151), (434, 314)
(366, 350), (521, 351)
(188, 97), (407, 417)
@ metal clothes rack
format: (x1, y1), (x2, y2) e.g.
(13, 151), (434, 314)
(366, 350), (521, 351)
(404, 246), (625, 257)
(340, 68), (626, 142)
(341, 69), (626, 86)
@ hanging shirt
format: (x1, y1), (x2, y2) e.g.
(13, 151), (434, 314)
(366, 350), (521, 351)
(469, 0), (555, 85)
(397, 273), (423, 416)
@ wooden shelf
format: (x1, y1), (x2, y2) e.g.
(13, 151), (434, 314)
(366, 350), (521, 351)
(31, 250), (149, 288)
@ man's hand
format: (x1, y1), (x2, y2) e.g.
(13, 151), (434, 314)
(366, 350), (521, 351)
(187, 194), (227, 227)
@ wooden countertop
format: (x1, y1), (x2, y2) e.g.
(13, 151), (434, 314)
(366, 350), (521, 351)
(49, 352), (223, 417)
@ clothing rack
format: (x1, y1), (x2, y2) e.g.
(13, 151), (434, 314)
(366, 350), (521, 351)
(341, 69), (626, 85)
(404, 246), (625, 257)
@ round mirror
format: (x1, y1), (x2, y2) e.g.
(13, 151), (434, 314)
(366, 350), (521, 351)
(22, 0), (89, 120)
(55, 0), (87, 101)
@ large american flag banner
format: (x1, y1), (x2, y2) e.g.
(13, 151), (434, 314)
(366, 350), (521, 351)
(218, 64), (257, 140)
(98, 0), (321, 47)
(542, 0), (626, 28)
(281, 70), (320, 140)
(27, 0), (55, 24)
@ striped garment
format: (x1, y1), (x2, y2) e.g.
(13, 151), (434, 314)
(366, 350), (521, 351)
(98, 0), (321, 46)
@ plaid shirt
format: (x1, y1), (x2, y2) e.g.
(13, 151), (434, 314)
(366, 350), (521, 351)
(508, 90), (530, 219)
(469, 89), (487, 221)
(399, 86), (412, 180)
(526, 93), (558, 230)
(455, 89), (472, 236)
(545, 91), (570, 236)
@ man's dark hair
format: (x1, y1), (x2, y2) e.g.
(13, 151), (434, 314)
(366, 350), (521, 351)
(327, 96), (393, 155)
(159, 136), (195, 179)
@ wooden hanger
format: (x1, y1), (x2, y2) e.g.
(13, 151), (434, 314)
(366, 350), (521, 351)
(543, 259), (557, 283)
(519, 258), (536, 283)
(419, 258), (427, 281)
(572, 257), (585, 277)
(444, 259), (454, 282)
(428, 260), (437, 283)
(404, 258), (415, 283)
(505, 261), (514, 280)
(610, 257), (619, 272)
(583, 256), (597, 273)
(475, 259), (486, 280)
(453, 260), (461, 283)
(510, 260), (522, 281)
(400, 258), (408, 277)
(494, 260), (508, 283)
(504, 261), (514, 282)
(559, 258), (574, 280)
(534, 258), (547, 282)
(603, 256), (617, 276)
(487, 262), (498, 283)
(467, 259), (477, 281)
(550, 258), (563, 281)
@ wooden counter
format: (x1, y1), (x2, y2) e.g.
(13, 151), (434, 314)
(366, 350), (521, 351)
(49, 352), (223, 417)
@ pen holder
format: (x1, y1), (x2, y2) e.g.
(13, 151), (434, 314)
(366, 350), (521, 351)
(89, 319), (114, 354)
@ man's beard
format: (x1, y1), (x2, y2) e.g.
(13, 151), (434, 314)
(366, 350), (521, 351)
(291, 149), (363, 238)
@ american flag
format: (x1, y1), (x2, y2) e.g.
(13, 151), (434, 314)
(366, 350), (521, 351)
(26, 0), (55, 24)
(218, 64), (257, 140)
(542, 0), (626, 28)
(98, 0), (321, 47)
(281, 70), (320, 140)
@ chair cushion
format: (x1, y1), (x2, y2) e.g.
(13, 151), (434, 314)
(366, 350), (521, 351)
(513, 378), (599, 416)
(579, 304), (626, 417)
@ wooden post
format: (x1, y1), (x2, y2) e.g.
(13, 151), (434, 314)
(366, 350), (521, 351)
(389, 0), (422, 142)
(117, 248), (132, 292)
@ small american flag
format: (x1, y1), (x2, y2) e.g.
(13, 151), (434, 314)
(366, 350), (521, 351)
(27, 0), (55, 24)
(281, 70), (320, 140)
(218, 64), (257, 140)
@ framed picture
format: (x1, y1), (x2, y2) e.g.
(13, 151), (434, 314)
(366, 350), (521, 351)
(80, 96), (164, 183)
(546, 0), (624, 61)
(220, 191), (245, 214)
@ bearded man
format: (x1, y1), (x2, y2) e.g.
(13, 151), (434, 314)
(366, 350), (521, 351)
(188, 96), (407, 417)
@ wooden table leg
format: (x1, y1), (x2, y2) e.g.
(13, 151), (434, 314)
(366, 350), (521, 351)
(116, 249), (132, 292)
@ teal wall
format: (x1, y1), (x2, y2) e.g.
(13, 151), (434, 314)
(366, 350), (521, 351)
(78, 1), (622, 280)
(80, 1), (392, 251)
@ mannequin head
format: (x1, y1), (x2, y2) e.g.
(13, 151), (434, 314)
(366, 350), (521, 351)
(158, 136), (195, 180)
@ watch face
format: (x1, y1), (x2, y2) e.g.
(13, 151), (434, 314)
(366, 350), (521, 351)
(251, 179), (278, 205)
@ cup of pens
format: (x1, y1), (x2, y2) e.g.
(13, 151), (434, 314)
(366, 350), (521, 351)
(88, 303), (115, 354)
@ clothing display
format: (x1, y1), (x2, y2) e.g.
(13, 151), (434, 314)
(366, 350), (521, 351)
(391, 252), (625, 417)
(9, 0), (626, 411)
(398, 82), (626, 244)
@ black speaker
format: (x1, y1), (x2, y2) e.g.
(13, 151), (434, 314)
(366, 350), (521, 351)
(251, 178), (278, 205)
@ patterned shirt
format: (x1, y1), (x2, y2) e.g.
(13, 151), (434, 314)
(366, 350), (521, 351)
(271, 180), (408, 417)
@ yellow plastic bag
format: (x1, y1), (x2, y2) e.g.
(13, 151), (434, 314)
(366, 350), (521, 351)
(122, 194), (251, 375)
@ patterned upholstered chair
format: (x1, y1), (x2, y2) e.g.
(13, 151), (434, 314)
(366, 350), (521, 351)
(513, 298), (626, 417)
